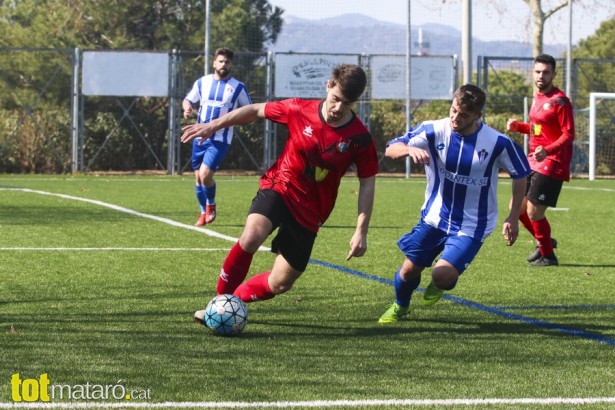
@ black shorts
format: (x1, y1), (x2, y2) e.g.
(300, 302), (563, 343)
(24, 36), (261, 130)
(526, 171), (563, 208)
(248, 189), (317, 272)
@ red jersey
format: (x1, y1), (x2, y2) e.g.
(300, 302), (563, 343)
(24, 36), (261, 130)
(261, 98), (378, 232)
(516, 87), (575, 181)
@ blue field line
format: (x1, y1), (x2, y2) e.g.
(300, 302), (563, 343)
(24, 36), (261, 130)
(309, 259), (615, 346)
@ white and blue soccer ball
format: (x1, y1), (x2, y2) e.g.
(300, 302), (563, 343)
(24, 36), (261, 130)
(204, 294), (248, 336)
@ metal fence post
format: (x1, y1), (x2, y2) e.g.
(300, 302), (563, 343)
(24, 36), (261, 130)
(71, 47), (81, 173)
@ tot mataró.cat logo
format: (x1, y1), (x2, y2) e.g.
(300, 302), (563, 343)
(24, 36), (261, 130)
(10, 373), (151, 402)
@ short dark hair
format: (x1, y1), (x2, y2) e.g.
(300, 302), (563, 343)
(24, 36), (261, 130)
(214, 47), (234, 60)
(534, 54), (556, 71)
(329, 64), (367, 102)
(453, 84), (486, 113)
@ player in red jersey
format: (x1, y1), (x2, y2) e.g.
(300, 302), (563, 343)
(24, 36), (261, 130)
(181, 64), (378, 319)
(507, 54), (575, 266)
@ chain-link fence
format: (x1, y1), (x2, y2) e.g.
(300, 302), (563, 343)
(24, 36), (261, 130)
(0, 48), (75, 173)
(478, 56), (615, 178)
(1, 48), (614, 178)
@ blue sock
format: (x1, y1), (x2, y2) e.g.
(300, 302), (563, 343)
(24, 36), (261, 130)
(195, 185), (207, 213)
(205, 182), (216, 205)
(394, 269), (421, 308)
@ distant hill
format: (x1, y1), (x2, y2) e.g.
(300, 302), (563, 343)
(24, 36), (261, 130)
(266, 14), (565, 58)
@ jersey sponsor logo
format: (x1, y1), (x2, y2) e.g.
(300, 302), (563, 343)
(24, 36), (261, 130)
(531, 124), (542, 136)
(304, 163), (329, 182)
(314, 166), (329, 182)
(438, 167), (488, 186)
(303, 125), (314, 137)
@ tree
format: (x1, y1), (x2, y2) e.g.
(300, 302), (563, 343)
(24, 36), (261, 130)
(571, 17), (615, 176)
(573, 17), (615, 98)
(522, 0), (567, 56)
(0, 0), (284, 172)
(420, 0), (615, 57)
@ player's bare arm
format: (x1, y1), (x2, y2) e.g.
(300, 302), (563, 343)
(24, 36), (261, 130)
(180, 103), (267, 144)
(346, 176), (375, 261)
(502, 177), (527, 246)
(182, 99), (194, 119)
(385, 142), (430, 164)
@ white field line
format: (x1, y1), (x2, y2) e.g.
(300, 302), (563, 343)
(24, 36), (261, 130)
(496, 181), (615, 193)
(2, 397), (615, 408)
(1, 187), (270, 252)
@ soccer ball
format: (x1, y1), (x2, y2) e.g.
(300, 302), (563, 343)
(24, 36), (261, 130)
(204, 294), (248, 336)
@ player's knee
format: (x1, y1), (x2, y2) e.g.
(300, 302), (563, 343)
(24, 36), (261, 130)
(432, 270), (458, 290)
(442, 278), (458, 290)
(269, 279), (293, 295)
(238, 235), (266, 254)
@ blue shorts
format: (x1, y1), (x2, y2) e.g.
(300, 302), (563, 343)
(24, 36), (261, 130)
(397, 220), (483, 274)
(191, 138), (230, 171)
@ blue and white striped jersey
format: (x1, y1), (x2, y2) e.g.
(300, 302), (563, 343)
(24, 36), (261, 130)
(184, 74), (252, 144)
(389, 119), (531, 241)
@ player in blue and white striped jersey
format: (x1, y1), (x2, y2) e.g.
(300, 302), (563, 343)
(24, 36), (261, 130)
(379, 84), (531, 324)
(183, 48), (252, 227)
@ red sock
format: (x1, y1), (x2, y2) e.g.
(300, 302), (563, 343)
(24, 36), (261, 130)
(216, 242), (254, 295)
(531, 218), (554, 256)
(519, 212), (535, 236)
(233, 271), (275, 303)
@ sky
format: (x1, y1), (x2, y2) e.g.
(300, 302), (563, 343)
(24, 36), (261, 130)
(267, 0), (613, 45)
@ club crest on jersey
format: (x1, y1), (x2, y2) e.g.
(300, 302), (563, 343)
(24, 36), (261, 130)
(337, 141), (349, 153)
(303, 125), (313, 137)
(542, 102), (551, 111)
(477, 148), (489, 163)
(437, 143), (445, 150)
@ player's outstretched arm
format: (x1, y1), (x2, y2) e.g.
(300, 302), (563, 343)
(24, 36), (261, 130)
(180, 103), (267, 144)
(385, 142), (430, 165)
(385, 142), (410, 160)
(346, 176), (375, 261)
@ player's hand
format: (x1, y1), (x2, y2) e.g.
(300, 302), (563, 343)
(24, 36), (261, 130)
(502, 219), (519, 246)
(507, 119), (519, 132)
(346, 231), (367, 260)
(532, 146), (547, 162)
(183, 106), (193, 119)
(408, 147), (430, 165)
(181, 123), (214, 144)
